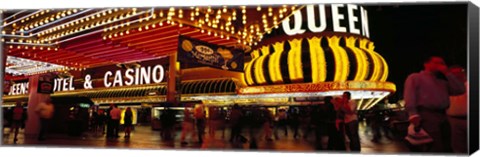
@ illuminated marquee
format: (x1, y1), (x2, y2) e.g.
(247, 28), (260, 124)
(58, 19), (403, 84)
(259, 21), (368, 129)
(244, 4), (391, 88)
(238, 81), (396, 95)
(283, 4), (369, 37)
(8, 82), (29, 96)
(104, 64), (165, 88)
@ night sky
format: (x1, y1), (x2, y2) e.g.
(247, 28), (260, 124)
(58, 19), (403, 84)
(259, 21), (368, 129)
(364, 3), (468, 102)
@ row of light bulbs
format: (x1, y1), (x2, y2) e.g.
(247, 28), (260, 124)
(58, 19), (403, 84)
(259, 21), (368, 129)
(5, 5), (298, 53)
(98, 6), (255, 45)
(17, 9), (79, 33)
(38, 8), (133, 42)
(8, 45), (58, 51)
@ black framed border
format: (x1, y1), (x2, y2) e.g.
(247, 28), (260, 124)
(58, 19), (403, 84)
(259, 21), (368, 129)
(467, 1), (479, 155)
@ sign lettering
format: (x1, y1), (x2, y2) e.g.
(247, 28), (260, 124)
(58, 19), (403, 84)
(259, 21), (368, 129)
(282, 4), (370, 37)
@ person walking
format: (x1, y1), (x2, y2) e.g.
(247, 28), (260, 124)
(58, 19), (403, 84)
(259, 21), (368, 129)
(274, 108), (288, 139)
(123, 107), (133, 138)
(35, 98), (54, 141)
(109, 104), (121, 139)
(11, 101), (25, 143)
(229, 104), (243, 143)
(342, 92), (361, 152)
(314, 96), (338, 150)
(96, 110), (106, 135)
(194, 104), (206, 144)
(331, 97), (347, 151)
(180, 107), (195, 145)
(105, 105), (113, 138)
(404, 56), (466, 152)
(446, 65), (468, 154)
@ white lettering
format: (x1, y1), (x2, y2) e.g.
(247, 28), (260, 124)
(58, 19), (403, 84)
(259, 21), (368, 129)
(282, 10), (306, 36)
(69, 77), (75, 90)
(140, 66), (151, 85)
(347, 4), (361, 35)
(8, 82), (29, 95)
(104, 71), (112, 87)
(62, 78), (68, 91)
(307, 5), (327, 33)
(113, 70), (123, 87)
(360, 6), (370, 38)
(53, 79), (58, 92)
(135, 68), (139, 85)
(331, 4), (347, 33)
(125, 69), (134, 86)
(152, 65), (164, 83)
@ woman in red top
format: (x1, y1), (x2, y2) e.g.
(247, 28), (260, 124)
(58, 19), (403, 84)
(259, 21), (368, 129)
(12, 101), (25, 143)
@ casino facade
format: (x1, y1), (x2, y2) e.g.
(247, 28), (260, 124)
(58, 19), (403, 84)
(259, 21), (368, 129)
(1, 4), (396, 134)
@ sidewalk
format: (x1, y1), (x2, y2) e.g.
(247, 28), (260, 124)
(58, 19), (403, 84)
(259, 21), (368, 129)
(2, 122), (409, 153)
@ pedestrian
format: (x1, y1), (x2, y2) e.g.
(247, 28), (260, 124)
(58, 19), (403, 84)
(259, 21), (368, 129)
(313, 96), (338, 150)
(404, 56), (466, 152)
(124, 107), (133, 138)
(342, 92), (361, 152)
(229, 104), (243, 143)
(97, 110), (106, 135)
(262, 107), (274, 141)
(11, 101), (25, 143)
(446, 65), (468, 154)
(35, 98), (55, 141)
(289, 107), (301, 139)
(109, 104), (121, 139)
(180, 107), (195, 145)
(106, 105), (113, 138)
(331, 97), (347, 151)
(194, 104), (206, 144)
(274, 108), (288, 139)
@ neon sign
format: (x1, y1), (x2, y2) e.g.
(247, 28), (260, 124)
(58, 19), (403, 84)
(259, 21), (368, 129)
(104, 64), (165, 88)
(282, 4), (370, 37)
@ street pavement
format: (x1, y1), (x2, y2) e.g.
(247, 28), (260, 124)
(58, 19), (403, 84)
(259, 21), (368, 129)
(2, 121), (409, 154)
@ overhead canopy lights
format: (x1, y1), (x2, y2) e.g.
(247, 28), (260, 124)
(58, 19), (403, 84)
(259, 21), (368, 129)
(5, 56), (68, 76)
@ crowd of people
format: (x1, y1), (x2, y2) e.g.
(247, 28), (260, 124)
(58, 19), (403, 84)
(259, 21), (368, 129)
(0, 56), (469, 154)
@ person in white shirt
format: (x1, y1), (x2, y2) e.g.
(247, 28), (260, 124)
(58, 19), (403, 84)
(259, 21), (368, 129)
(342, 91), (361, 152)
(109, 104), (121, 138)
(446, 65), (468, 153)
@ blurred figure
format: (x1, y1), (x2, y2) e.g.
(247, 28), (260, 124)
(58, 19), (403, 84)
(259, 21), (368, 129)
(35, 98), (54, 141)
(105, 105), (113, 138)
(161, 107), (175, 141)
(331, 97), (347, 151)
(11, 101), (25, 143)
(123, 107), (133, 138)
(109, 104), (121, 139)
(404, 56), (465, 152)
(247, 106), (265, 149)
(207, 107), (222, 139)
(370, 105), (386, 143)
(447, 65), (468, 153)
(194, 104), (206, 144)
(96, 110), (106, 135)
(313, 96), (337, 150)
(181, 107), (195, 145)
(229, 104), (243, 143)
(301, 107), (313, 140)
(342, 92), (361, 152)
(274, 108), (288, 139)
(289, 107), (301, 139)
(262, 107), (274, 141)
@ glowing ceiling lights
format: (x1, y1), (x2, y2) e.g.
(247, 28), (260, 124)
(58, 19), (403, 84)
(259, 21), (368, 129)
(5, 56), (67, 76)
